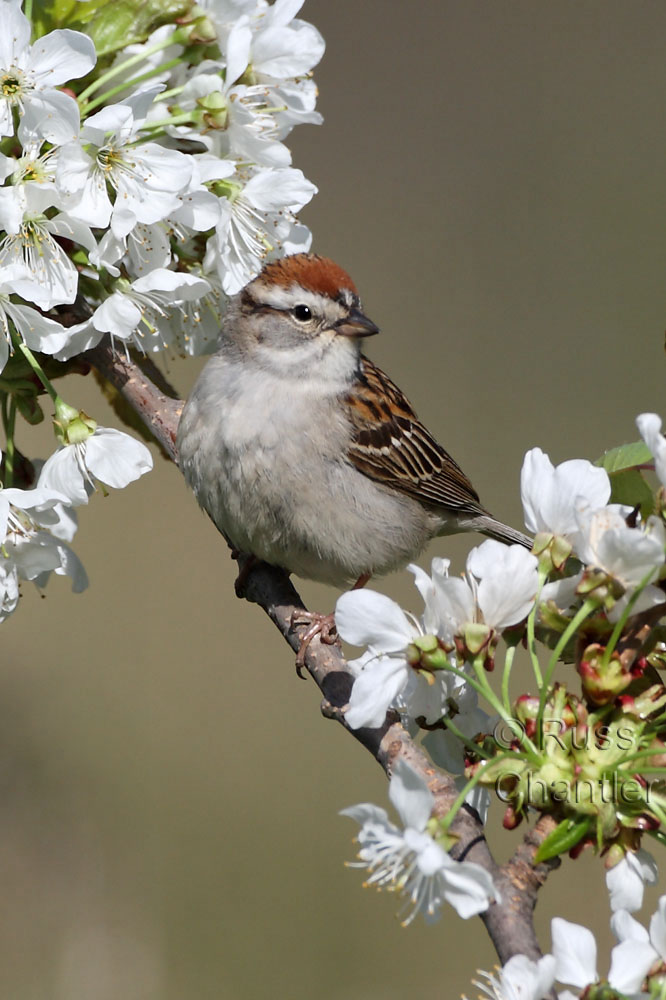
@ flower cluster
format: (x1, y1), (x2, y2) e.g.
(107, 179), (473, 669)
(0, 0), (322, 617)
(0, 0), (321, 365)
(338, 413), (666, 921)
(468, 894), (666, 1000)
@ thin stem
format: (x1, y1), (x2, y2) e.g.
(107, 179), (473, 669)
(500, 642), (517, 714)
(80, 58), (183, 115)
(437, 751), (519, 832)
(526, 566), (548, 687)
(158, 85), (187, 102)
(12, 336), (58, 403)
(134, 111), (197, 135)
(601, 569), (660, 668)
(470, 655), (541, 759)
(2, 395), (16, 487)
(440, 713), (492, 762)
(434, 659), (510, 723)
(536, 597), (599, 743)
(77, 35), (180, 103)
(644, 795), (666, 830)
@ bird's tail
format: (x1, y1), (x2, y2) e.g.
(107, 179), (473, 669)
(469, 514), (533, 550)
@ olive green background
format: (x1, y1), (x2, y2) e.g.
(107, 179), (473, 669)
(3, 2), (666, 997)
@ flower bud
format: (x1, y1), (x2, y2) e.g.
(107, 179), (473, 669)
(53, 398), (97, 446)
(578, 643), (631, 706)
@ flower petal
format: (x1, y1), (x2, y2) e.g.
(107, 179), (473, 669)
(345, 655), (408, 730)
(335, 589), (414, 652)
(388, 757), (433, 832)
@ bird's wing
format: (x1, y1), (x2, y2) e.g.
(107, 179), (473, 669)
(343, 357), (488, 516)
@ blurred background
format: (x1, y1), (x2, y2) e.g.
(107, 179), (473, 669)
(3, 1), (666, 996)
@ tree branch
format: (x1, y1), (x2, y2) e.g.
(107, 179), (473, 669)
(86, 338), (556, 972)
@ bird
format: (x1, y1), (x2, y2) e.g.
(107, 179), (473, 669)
(177, 253), (531, 654)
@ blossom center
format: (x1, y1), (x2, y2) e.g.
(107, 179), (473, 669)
(1, 69), (28, 100)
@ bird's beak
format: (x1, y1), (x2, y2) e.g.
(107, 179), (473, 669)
(334, 307), (380, 338)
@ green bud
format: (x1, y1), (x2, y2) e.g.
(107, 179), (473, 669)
(406, 635), (450, 673)
(550, 533), (573, 570)
(463, 622), (491, 655)
(578, 644), (631, 706)
(421, 647), (450, 672)
(577, 567), (613, 596)
(53, 398), (97, 446)
(174, 13), (217, 45)
(198, 90), (228, 128)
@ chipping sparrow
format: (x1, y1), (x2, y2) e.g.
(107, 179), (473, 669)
(177, 253), (531, 591)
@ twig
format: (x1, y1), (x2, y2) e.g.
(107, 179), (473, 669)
(86, 336), (556, 972)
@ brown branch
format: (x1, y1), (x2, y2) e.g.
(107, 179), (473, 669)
(86, 337), (556, 971)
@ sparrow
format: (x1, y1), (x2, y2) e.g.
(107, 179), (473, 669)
(177, 253), (531, 597)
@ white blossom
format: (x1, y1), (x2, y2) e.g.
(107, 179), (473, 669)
(606, 849), (658, 913)
(91, 269), (211, 352)
(409, 544), (538, 643)
(0, 141), (57, 235)
(521, 447), (610, 541)
(0, 210), (96, 310)
(39, 428), (153, 506)
(552, 915), (654, 996)
(56, 90), (193, 236)
(335, 588), (464, 730)
(463, 955), (557, 1000)
(341, 758), (497, 925)
(205, 165), (316, 293)
(203, 0), (325, 80)
(575, 504), (665, 618)
(0, 0), (96, 144)
(0, 482), (87, 608)
(0, 266), (71, 372)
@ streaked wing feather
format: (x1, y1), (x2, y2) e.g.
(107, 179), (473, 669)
(345, 357), (487, 515)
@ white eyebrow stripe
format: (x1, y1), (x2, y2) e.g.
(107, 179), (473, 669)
(251, 283), (347, 317)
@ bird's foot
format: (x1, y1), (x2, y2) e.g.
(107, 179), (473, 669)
(233, 553), (260, 598)
(290, 610), (339, 677)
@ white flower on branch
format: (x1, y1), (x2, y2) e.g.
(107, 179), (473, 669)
(0, 483), (87, 614)
(0, 0), (96, 145)
(39, 425), (153, 507)
(56, 89), (193, 236)
(410, 543), (538, 642)
(335, 588), (467, 730)
(521, 446), (611, 542)
(341, 758), (498, 925)
(0, 266), (71, 372)
(552, 914), (655, 997)
(203, 0), (325, 80)
(0, 208), (96, 310)
(91, 269), (211, 353)
(0, 140), (58, 236)
(463, 954), (557, 1000)
(205, 165), (316, 294)
(575, 503), (665, 618)
(606, 849), (658, 914)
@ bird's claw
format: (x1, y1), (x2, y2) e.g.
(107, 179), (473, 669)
(290, 610), (338, 677)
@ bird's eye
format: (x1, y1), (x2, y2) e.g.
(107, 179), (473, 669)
(292, 304), (312, 322)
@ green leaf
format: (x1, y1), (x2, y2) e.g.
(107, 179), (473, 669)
(534, 815), (591, 863)
(596, 441), (653, 473)
(14, 394), (44, 426)
(67, 0), (191, 57)
(608, 468), (655, 517)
